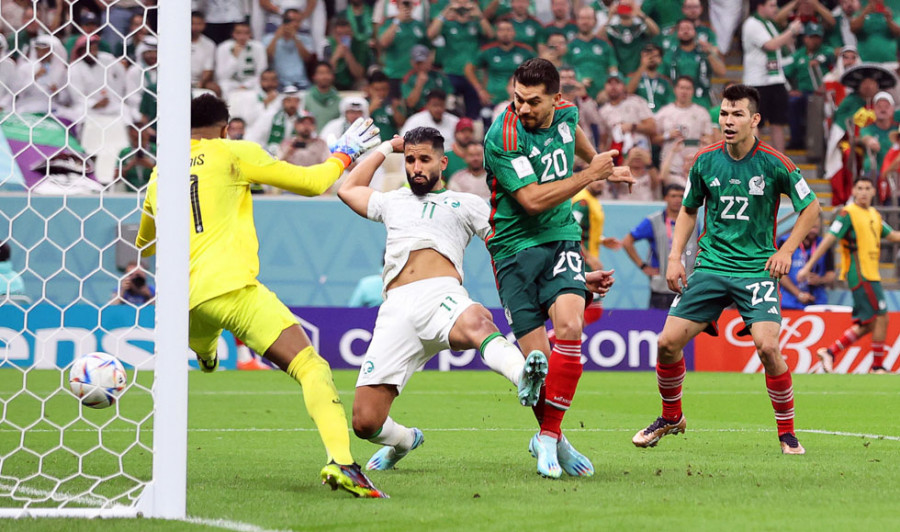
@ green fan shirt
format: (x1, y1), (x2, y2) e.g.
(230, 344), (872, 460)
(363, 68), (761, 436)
(471, 42), (535, 104)
(565, 37), (617, 97)
(378, 20), (428, 79)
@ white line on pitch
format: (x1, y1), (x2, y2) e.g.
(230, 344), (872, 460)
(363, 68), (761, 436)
(182, 389), (900, 397)
(183, 516), (291, 532)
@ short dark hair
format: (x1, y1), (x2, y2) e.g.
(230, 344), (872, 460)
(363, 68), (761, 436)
(426, 88), (447, 102)
(854, 176), (875, 186)
(228, 117), (246, 126)
(191, 11), (205, 20)
(0, 241), (10, 262)
(663, 183), (686, 196)
(722, 84), (760, 114)
(513, 57), (560, 95)
(368, 70), (390, 85)
(333, 17), (351, 28)
(191, 94), (230, 129)
(675, 75), (695, 88)
(314, 61), (334, 73)
(403, 127), (445, 154)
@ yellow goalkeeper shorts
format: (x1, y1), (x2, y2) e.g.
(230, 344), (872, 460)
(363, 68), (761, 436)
(188, 283), (298, 358)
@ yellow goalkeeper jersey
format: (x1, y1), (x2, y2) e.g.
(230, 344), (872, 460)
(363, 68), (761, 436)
(136, 138), (346, 309)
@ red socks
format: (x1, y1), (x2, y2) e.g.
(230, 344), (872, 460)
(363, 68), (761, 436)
(828, 327), (859, 355)
(657, 359), (686, 422)
(766, 370), (795, 436)
(872, 342), (886, 368)
(539, 338), (583, 438)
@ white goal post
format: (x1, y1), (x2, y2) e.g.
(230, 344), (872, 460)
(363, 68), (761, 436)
(0, 0), (189, 520)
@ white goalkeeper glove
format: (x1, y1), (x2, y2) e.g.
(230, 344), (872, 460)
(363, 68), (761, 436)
(328, 117), (381, 164)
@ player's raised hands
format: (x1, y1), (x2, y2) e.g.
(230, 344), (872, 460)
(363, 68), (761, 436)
(765, 248), (792, 279)
(328, 117), (381, 163)
(666, 256), (688, 294)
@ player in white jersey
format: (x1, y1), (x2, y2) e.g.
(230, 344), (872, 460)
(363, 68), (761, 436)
(338, 127), (549, 472)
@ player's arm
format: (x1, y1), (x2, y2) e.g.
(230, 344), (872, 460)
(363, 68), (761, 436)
(666, 206), (698, 294)
(766, 200), (821, 279)
(338, 137), (404, 216)
(135, 175), (157, 257)
(574, 124), (597, 163)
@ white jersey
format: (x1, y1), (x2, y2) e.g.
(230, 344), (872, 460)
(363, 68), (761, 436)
(367, 188), (490, 293)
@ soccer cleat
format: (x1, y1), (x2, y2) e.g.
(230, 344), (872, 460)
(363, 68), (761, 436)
(817, 347), (834, 373)
(869, 366), (890, 374)
(320, 462), (389, 498)
(779, 433), (806, 455)
(528, 433), (562, 479)
(196, 352), (218, 373)
(366, 428), (424, 471)
(556, 434), (594, 477)
(518, 350), (548, 406)
(632, 415), (687, 448)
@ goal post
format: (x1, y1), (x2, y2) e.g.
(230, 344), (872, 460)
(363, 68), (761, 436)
(0, 0), (189, 520)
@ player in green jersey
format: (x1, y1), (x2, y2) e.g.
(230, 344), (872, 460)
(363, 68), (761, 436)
(631, 84), (821, 455)
(483, 58), (635, 478)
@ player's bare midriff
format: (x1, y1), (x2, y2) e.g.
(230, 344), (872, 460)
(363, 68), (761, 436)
(387, 248), (461, 291)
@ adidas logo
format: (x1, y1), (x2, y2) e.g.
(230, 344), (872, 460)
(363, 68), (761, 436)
(767, 307), (779, 315)
(530, 146), (541, 158)
(710, 177), (720, 187)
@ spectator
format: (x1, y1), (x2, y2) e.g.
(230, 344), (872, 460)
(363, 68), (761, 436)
(246, 85), (304, 153)
(777, 222), (835, 310)
(263, 9), (314, 90)
(657, 0), (718, 56)
(642, 0), (686, 29)
(881, 123), (900, 203)
(427, 0), (493, 119)
(559, 66), (604, 150)
(14, 35), (69, 115)
(708, 0), (742, 55)
(742, 0), (803, 152)
(260, 0), (318, 37)
(320, 95), (369, 141)
(774, 0), (836, 32)
(0, 242), (25, 300)
(278, 111), (331, 168)
(114, 12), (150, 63)
(190, 11), (218, 93)
(859, 91), (899, 179)
(110, 261), (155, 306)
(626, 42), (674, 112)
(227, 117), (246, 139)
(401, 44), (453, 111)
(825, 0), (859, 51)
(850, 0), (900, 65)
(784, 22), (835, 150)
(323, 17), (370, 90)
(377, 1), (428, 97)
(0, 39), (15, 112)
(5, 5), (45, 60)
(400, 89), (459, 145)
(606, 147), (659, 200)
(215, 22), (268, 97)
(832, 63), (884, 131)
(567, 6), (617, 99)
(658, 138), (694, 186)
(304, 62), (342, 132)
(598, 73), (656, 163)
(664, 18), (726, 109)
(502, 0), (544, 51)
(653, 76), (713, 182)
(542, 0), (578, 42)
(100, 0), (146, 51)
(444, 117), (476, 179)
(201, 0), (247, 45)
(622, 183), (699, 309)
(605, 0), (660, 77)
(375, 0), (427, 23)
(465, 19), (535, 108)
(366, 70), (407, 142)
(125, 36), (158, 126)
(339, 0), (376, 60)
(63, 12), (113, 58)
(116, 124), (156, 191)
(227, 68), (281, 129)
(448, 143), (491, 199)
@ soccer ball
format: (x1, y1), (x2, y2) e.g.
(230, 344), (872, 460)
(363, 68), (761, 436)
(69, 352), (127, 409)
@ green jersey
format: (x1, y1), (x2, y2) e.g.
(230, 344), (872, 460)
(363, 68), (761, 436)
(378, 20), (428, 79)
(566, 37), (617, 97)
(370, 101), (404, 142)
(783, 45), (834, 93)
(472, 42), (535, 104)
(684, 139), (816, 276)
(641, 0), (685, 29)
(437, 19), (485, 76)
(505, 15), (544, 50)
(664, 46), (713, 107)
(856, 10), (900, 63)
(859, 121), (897, 174)
(632, 73), (675, 111)
(658, 23), (717, 55)
(606, 17), (653, 75)
(543, 21), (579, 42)
(401, 68), (454, 108)
(483, 102), (582, 260)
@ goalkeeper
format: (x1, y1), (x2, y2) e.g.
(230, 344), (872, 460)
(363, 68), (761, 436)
(136, 94), (387, 498)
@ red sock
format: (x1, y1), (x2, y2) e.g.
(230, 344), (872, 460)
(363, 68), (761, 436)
(539, 338), (583, 438)
(828, 327), (859, 355)
(657, 359), (685, 422)
(766, 370), (795, 436)
(531, 386), (546, 425)
(872, 342), (886, 368)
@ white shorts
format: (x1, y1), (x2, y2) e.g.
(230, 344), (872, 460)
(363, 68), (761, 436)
(356, 277), (476, 392)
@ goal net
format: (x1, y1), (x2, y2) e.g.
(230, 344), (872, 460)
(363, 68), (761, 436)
(0, 0), (187, 519)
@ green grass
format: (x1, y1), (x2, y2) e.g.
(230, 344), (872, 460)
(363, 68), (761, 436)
(1, 369), (899, 531)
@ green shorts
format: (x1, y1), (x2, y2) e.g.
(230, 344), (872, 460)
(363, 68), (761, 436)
(493, 241), (589, 337)
(851, 280), (887, 325)
(669, 270), (782, 333)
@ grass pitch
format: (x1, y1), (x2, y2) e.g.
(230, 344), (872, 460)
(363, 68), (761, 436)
(1, 369), (899, 531)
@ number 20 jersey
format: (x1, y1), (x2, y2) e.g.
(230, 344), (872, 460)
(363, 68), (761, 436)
(483, 102), (582, 261)
(683, 139), (816, 276)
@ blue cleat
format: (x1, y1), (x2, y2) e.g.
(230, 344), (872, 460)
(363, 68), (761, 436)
(366, 428), (424, 471)
(518, 350), (548, 406)
(557, 434), (594, 477)
(528, 433), (562, 478)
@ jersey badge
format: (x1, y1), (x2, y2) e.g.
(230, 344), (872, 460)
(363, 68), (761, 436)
(749, 176), (765, 195)
(558, 122), (573, 144)
(512, 156), (535, 179)
(794, 178), (811, 199)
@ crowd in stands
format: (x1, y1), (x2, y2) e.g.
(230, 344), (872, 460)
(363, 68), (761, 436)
(0, 0), (898, 206)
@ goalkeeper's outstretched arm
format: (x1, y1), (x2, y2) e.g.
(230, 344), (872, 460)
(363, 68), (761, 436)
(338, 137), (404, 217)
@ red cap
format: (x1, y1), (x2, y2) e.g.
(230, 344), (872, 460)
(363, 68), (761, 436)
(456, 117), (474, 132)
(617, 4), (633, 15)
